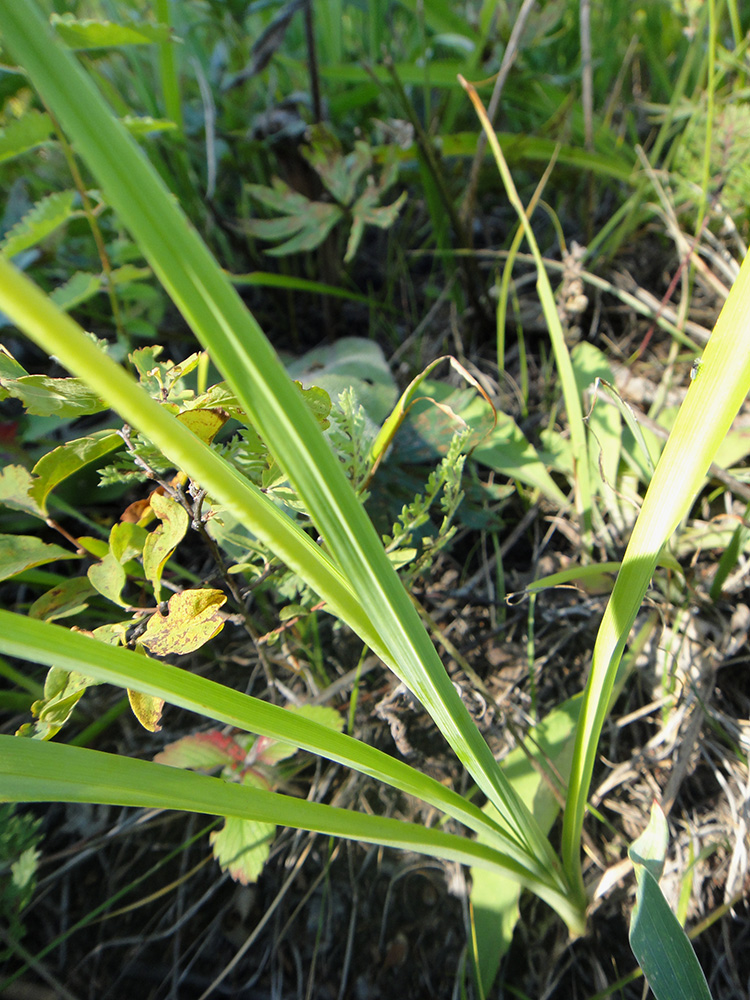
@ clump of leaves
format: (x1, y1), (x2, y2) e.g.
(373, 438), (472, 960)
(242, 124), (407, 262)
(0, 804), (43, 955)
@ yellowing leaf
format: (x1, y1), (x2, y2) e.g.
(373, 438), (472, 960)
(127, 688), (164, 733)
(142, 491), (189, 602)
(140, 588), (226, 655)
(29, 577), (95, 622)
(176, 407), (229, 444)
(29, 430), (121, 513)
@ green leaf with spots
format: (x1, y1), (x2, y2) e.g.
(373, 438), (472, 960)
(0, 535), (80, 580)
(28, 577), (95, 622)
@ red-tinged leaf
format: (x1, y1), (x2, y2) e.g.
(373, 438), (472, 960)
(154, 729), (246, 771)
(139, 588), (226, 655)
(209, 814), (275, 885)
(142, 491), (189, 602)
(127, 688), (164, 732)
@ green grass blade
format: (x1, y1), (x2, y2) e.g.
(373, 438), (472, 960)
(0, 735), (580, 927)
(629, 804), (713, 1000)
(561, 247), (750, 900)
(0, 1), (569, 886)
(0, 609), (520, 853)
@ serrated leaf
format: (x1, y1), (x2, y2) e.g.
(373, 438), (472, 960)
(0, 111), (53, 164)
(140, 588), (227, 655)
(0, 375), (108, 417)
(209, 813), (274, 885)
(19, 664), (95, 741)
(127, 688), (164, 732)
(50, 14), (173, 49)
(345, 189), (406, 262)
(29, 430), (121, 513)
(142, 491), (189, 602)
(0, 534), (80, 580)
(0, 190), (78, 259)
(87, 552), (127, 606)
(0, 465), (45, 519)
(155, 729), (246, 771)
(49, 270), (102, 311)
(29, 577), (95, 622)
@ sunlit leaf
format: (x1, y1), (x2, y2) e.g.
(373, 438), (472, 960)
(142, 491), (189, 601)
(50, 13), (172, 48)
(140, 588), (227, 655)
(29, 430), (121, 513)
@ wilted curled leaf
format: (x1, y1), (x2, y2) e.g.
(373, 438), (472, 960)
(140, 588), (227, 655)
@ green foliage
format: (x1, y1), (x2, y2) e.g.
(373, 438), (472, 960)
(0, 805), (42, 955)
(243, 127), (406, 262)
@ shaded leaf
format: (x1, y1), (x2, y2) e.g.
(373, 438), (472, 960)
(209, 813), (275, 885)
(142, 491), (189, 601)
(0, 190), (78, 259)
(17, 664), (95, 740)
(0, 534), (80, 580)
(0, 111), (53, 164)
(140, 588), (227, 655)
(0, 465), (45, 519)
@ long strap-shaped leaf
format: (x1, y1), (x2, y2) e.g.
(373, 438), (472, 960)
(0, 610), (507, 854)
(0, 0), (566, 885)
(561, 246), (750, 901)
(0, 735), (582, 928)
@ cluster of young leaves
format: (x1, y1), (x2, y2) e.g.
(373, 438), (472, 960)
(243, 124), (407, 262)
